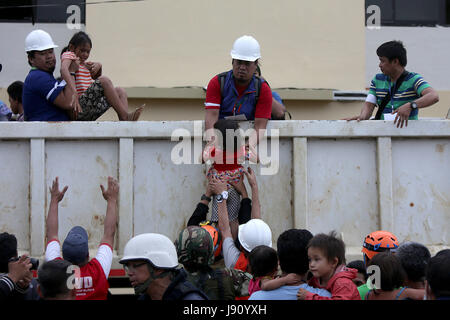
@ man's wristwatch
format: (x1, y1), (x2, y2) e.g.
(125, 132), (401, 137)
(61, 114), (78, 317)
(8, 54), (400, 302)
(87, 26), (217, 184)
(201, 194), (211, 202)
(216, 190), (229, 203)
(410, 101), (418, 109)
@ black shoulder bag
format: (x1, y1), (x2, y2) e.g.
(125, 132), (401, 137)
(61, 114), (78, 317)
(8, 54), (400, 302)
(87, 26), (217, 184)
(374, 71), (409, 120)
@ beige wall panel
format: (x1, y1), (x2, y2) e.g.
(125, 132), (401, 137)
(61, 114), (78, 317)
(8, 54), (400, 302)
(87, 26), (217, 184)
(86, 0), (365, 89)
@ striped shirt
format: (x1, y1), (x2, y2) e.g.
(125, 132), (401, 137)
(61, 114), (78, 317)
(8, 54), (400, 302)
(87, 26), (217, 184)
(367, 72), (431, 120)
(61, 51), (94, 95)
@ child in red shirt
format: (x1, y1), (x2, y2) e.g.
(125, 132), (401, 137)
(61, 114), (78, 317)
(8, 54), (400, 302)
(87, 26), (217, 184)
(297, 231), (361, 300)
(203, 119), (258, 239)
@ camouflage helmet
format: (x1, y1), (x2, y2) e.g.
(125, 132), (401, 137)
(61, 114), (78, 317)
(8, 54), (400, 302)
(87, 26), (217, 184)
(175, 226), (214, 267)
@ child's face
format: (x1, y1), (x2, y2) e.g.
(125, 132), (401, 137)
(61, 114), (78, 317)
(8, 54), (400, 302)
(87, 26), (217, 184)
(308, 247), (338, 279)
(8, 96), (19, 114)
(73, 43), (91, 62)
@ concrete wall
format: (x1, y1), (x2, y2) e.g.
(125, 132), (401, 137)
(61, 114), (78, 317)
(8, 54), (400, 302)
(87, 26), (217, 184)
(0, 120), (448, 269)
(366, 26), (450, 91)
(86, 0), (365, 90)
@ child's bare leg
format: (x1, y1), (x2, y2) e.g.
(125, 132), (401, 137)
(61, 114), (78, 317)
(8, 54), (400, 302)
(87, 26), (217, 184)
(115, 87), (143, 121)
(98, 76), (129, 120)
(116, 87), (129, 109)
(115, 86), (144, 120)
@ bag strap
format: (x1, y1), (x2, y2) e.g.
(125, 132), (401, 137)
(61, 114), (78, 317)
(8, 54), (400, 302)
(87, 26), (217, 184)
(374, 71), (409, 120)
(218, 71), (263, 105)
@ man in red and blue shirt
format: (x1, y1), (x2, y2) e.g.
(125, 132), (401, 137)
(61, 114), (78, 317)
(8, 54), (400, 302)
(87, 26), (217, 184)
(204, 35), (272, 146)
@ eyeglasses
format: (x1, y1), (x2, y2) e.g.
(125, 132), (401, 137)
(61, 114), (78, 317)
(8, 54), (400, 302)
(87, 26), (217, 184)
(123, 262), (147, 273)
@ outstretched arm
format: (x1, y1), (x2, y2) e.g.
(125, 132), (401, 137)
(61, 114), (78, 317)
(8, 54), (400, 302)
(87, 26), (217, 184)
(100, 177), (119, 248)
(187, 177), (214, 226)
(342, 101), (375, 121)
(261, 273), (303, 291)
(210, 177), (232, 240)
(46, 177), (68, 242)
(244, 167), (260, 219)
(55, 58), (81, 118)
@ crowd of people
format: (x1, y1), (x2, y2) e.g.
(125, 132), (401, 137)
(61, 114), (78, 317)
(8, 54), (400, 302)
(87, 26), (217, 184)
(1, 169), (449, 301)
(0, 31), (447, 302)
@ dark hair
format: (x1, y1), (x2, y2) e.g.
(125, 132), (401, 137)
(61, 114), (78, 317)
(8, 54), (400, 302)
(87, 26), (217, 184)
(61, 46), (69, 56)
(248, 245), (278, 278)
(213, 119), (241, 153)
(376, 40), (407, 67)
(347, 260), (368, 281)
(7, 81), (24, 103)
(277, 229), (313, 275)
(27, 51), (36, 67)
(368, 252), (406, 291)
(68, 31), (92, 49)
(37, 259), (73, 299)
(0, 232), (18, 272)
(426, 249), (450, 298)
(396, 242), (431, 283)
(307, 231), (346, 266)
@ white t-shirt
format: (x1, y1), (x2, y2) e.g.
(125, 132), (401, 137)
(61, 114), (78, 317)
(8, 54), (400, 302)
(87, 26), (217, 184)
(222, 237), (241, 269)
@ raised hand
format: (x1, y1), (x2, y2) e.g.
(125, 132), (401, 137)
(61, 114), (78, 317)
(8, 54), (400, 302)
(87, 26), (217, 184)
(49, 177), (68, 203)
(100, 176), (119, 202)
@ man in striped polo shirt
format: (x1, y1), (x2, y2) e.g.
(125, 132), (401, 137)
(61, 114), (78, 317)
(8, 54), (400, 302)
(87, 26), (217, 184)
(345, 41), (439, 128)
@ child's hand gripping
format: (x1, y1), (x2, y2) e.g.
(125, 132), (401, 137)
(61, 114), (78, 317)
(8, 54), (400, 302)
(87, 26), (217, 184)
(297, 287), (308, 300)
(85, 61), (102, 79)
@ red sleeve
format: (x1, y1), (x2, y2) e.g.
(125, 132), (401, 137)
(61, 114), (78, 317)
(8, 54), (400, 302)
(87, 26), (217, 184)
(306, 278), (361, 300)
(205, 76), (221, 110)
(254, 82), (272, 119)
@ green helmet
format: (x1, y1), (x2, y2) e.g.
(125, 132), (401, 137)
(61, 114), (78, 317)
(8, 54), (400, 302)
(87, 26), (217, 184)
(175, 226), (214, 268)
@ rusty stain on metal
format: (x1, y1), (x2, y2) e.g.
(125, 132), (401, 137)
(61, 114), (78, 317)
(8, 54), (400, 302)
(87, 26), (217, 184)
(435, 144), (444, 153)
(96, 156), (108, 171)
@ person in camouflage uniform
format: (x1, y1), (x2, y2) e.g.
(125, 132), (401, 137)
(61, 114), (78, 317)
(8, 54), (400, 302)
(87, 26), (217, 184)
(175, 225), (251, 300)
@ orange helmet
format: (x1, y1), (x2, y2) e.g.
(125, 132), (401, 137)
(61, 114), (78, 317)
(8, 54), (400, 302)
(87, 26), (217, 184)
(362, 230), (399, 260)
(201, 224), (222, 258)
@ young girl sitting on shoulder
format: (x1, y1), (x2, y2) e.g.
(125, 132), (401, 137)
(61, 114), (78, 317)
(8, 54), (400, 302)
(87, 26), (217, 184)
(248, 245), (302, 295)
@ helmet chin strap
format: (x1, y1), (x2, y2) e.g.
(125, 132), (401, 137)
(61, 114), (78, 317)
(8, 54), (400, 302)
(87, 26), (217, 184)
(134, 264), (173, 295)
(134, 277), (153, 295)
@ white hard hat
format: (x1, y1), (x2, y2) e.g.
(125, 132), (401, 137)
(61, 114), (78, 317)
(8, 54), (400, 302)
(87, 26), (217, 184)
(119, 233), (179, 269)
(238, 219), (272, 253)
(230, 35), (261, 62)
(25, 29), (58, 52)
